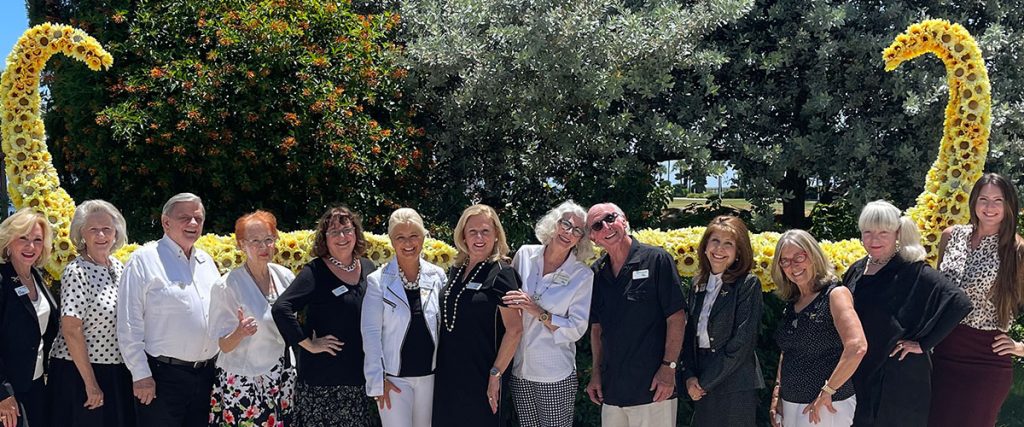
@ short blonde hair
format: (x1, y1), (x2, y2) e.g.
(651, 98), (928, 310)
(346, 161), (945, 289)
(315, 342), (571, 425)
(453, 204), (510, 264)
(858, 200), (926, 262)
(388, 208), (428, 239)
(771, 229), (837, 302)
(0, 208), (54, 267)
(70, 200), (128, 253)
(534, 200), (593, 262)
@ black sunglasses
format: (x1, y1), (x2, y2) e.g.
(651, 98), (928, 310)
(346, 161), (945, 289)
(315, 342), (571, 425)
(590, 212), (619, 232)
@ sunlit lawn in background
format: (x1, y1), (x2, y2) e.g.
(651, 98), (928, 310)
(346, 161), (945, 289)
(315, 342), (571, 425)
(669, 198), (817, 216)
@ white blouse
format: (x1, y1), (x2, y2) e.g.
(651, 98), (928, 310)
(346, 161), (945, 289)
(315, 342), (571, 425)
(209, 263), (295, 377)
(32, 289), (50, 380)
(51, 257), (125, 364)
(697, 273), (723, 348)
(510, 244), (594, 382)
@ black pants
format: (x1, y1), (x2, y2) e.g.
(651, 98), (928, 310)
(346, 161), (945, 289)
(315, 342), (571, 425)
(134, 356), (215, 427)
(15, 377), (48, 427)
(49, 359), (135, 427)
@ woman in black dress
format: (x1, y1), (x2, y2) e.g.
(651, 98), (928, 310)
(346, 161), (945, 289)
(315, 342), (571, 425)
(433, 204), (523, 427)
(680, 215), (764, 426)
(272, 206), (372, 426)
(842, 201), (971, 427)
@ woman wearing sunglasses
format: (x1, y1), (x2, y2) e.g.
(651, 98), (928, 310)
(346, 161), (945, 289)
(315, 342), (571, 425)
(502, 201), (594, 427)
(680, 215), (764, 426)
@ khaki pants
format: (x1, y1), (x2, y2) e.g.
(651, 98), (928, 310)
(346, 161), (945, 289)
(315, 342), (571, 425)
(601, 398), (677, 427)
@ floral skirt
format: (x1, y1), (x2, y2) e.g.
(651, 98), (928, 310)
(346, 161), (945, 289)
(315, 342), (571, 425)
(209, 358), (296, 427)
(293, 381), (371, 427)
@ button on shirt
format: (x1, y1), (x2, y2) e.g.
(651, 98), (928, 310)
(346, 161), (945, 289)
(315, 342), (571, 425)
(209, 263), (294, 377)
(510, 245), (594, 383)
(697, 273), (723, 348)
(117, 235), (221, 381)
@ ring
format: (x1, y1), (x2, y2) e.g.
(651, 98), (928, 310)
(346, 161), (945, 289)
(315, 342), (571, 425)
(898, 343), (905, 349)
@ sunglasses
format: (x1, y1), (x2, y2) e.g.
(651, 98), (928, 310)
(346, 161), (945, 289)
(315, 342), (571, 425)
(590, 212), (619, 232)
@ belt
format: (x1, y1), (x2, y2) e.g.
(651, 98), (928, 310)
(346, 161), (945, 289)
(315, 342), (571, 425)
(149, 354), (217, 369)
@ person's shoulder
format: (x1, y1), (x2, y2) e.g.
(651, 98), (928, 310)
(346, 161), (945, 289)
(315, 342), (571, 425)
(421, 259), (447, 277)
(128, 240), (160, 260)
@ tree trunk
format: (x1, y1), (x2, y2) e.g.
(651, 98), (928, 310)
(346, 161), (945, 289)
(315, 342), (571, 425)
(779, 168), (809, 228)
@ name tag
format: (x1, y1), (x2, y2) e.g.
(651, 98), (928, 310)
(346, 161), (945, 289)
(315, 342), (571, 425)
(466, 282), (483, 290)
(14, 285), (29, 297)
(632, 269), (650, 280)
(552, 271), (571, 286)
(421, 288), (431, 300)
(332, 286), (349, 297)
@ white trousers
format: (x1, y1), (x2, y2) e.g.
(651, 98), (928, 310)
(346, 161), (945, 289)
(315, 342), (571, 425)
(601, 398), (677, 427)
(376, 374), (434, 427)
(780, 395), (856, 427)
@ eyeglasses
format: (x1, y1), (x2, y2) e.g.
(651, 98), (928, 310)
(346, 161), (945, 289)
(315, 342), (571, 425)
(590, 212), (619, 232)
(778, 252), (809, 268)
(245, 237), (278, 248)
(326, 227), (356, 238)
(558, 219), (585, 238)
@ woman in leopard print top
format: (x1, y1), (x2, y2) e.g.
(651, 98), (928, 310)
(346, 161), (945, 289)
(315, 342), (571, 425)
(928, 173), (1024, 427)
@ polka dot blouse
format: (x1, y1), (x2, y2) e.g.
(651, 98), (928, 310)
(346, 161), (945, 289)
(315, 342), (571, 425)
(50, 256), (125, 364)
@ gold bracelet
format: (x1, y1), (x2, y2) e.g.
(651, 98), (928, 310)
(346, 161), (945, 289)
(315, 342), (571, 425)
(821, 381), (837, 396)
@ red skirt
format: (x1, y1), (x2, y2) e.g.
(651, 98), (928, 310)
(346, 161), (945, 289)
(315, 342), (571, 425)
(928, 324), (1013, 427)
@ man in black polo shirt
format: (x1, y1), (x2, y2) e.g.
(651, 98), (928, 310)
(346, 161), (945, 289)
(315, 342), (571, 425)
(584, 203), (686, 426)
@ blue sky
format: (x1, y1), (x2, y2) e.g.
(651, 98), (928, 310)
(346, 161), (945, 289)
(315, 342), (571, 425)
(1, 3), (29, 71)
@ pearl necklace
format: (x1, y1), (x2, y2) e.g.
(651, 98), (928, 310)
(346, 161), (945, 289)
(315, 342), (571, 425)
(398, 263), (421, 290)
(442, 261), (487, 333)
(328, 256), (358, 272)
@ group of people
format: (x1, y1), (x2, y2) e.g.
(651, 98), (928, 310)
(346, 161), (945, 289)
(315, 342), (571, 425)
(0, 174), (1021, 427)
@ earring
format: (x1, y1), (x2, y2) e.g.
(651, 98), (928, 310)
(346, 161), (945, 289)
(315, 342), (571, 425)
(894, 240), (901, 254)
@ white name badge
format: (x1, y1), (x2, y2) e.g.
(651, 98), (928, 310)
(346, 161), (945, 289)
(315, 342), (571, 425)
(552, 271), (571, 286)
(466, 282), (483, 290)
(632, 269), (650, 280)
(14, 285), (30, 297)
(332, 286), (349, 297)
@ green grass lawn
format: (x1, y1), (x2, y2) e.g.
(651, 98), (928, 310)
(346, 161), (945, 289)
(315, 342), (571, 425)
(669, 198), (817, 216)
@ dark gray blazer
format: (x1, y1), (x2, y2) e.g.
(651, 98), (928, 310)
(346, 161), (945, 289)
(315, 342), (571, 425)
(680, 273), (765, 395)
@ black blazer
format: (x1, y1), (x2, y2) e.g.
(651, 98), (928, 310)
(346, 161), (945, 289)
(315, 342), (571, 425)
(0, 262), (59, 400)
(680, 273), (765, 394)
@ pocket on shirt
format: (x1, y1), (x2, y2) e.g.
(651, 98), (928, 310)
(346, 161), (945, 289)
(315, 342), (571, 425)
(625, 287), (649, 302)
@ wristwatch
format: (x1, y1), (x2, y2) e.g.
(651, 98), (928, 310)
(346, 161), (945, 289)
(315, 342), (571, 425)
(538, 311), (551, 322)
(489, 367), (502, 377)
(661, 360), (678, 370)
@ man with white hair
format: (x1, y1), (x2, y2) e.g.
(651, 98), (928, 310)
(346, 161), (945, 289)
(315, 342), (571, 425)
(584, 203), (686, 426)
(117, 193), (221, 426)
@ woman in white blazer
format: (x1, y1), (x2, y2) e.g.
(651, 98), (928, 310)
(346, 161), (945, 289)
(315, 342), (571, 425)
(361, 208), (447, 427)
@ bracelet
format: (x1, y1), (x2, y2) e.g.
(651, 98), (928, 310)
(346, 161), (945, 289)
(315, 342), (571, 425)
(821, 381), (837, 396)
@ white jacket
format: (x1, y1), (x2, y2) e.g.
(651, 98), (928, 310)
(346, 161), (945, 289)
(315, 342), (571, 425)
(361, 257), (446, 396)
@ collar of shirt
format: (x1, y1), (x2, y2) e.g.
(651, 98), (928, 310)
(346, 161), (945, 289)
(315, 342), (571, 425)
(158, 235), (210, 265)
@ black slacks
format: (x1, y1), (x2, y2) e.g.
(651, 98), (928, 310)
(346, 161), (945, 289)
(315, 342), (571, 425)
(15, 377), (48, 427)
(134, 356), (215, 427)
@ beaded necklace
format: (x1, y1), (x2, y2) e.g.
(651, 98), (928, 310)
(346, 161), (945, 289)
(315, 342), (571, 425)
(441, 261), (488, 333)
(328, 255), (359, 272)
(398, 262), (421, 291)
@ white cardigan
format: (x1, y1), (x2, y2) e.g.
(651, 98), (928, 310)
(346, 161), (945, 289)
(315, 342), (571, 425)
(361, 257), (446, 396)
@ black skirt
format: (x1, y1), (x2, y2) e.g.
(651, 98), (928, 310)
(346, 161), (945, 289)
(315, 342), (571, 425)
(48, 358), (135, 427)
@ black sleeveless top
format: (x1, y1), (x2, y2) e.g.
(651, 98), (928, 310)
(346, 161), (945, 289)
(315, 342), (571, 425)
(774, 282), (855, 403)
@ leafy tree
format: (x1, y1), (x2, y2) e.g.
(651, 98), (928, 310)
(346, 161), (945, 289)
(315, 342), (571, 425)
(30, 0), (423, 239)
(397, 0), (755, 243)
(704, 1), (1024, 229)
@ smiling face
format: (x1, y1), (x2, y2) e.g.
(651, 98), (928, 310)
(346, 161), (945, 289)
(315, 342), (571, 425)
(325, 218), (358, 260)
(463, 214), (496, 264)
(8, 222), (44, 269)
(550, 213), (585, 253)
(587, 205), (628, 250)
(778, 243), (814, 289)
(974, 183), (1006, 232)
(82, 212), (116, 257)
(162, 200), (204, 253)
(704, 230), (737, 275)
(390, 222), (424, 264)
(860, 227), (897, 260)
(240, 220), (277, 266)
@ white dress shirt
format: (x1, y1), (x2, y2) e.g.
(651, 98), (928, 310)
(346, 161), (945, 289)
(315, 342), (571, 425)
(510, 245), (594, 383)
(697, 273), (723, 348)
(117, 235), (221, 381)
(209, 263), (295, 377)
(32, 291), (50, 380)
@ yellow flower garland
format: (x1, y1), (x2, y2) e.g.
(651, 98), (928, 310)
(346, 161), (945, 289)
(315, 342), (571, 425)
(0, 20), (989, 292)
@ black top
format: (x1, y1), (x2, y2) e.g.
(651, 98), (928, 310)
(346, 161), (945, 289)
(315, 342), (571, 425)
(433, 261), (521, 427)
(398, 288), (434, 377)
(271, 257), (371, 386)
(843, 257), (971, 427)
(0, 263), (59, 400)
(590, 239), (686, 407)
(775, 282), (854, 404)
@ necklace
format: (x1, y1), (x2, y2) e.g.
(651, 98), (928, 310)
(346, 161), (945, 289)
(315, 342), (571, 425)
(442, 261), (488, 333)
(397, 262), (421, 290)
(244, 264), (277, 304)
(84, 253), (117, 284)
(328, 256), (358, 272)
(867, 251), (896, 266)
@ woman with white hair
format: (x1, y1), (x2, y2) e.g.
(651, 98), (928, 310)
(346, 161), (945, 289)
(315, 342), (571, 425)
(502, 201), (594, 427)
(361, 208), (446, 426)
(49, 200), (134, 427)
(842, 201), (971, 427)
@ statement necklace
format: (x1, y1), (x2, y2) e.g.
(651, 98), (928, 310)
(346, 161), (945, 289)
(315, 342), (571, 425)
(442, 261), (488, 333)
(328, 256), (359, 272)
(398, 263), (422, 291)
(867, 251), (896, 266)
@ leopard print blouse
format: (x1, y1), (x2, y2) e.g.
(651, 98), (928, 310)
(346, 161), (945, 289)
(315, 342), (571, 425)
(939, 224), (1004, 331)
